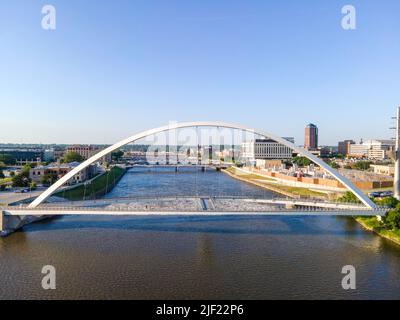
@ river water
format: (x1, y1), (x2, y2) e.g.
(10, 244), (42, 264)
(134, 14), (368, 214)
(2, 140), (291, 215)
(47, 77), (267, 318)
(0, 167), (400, 299)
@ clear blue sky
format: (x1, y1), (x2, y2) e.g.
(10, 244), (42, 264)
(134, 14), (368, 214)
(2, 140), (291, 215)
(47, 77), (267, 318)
(1, 0), (399, 145)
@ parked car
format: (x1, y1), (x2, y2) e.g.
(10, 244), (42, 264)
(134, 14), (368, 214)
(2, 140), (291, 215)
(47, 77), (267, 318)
(369, 191), (394, 198)
(368, 192), (381, 198)
(380, 191), (393, 197)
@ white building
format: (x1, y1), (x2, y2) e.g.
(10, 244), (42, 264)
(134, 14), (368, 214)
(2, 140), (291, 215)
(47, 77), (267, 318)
(65, 145), (112, 163)
(370, 164), (395, 176)
(348, 139), (394, 160)
(30, 162), (98, 185)
(241, 138), (294, 161)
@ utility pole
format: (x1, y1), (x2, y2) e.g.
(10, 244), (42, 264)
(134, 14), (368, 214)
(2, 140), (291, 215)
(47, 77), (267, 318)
(392, 107), (400, 200)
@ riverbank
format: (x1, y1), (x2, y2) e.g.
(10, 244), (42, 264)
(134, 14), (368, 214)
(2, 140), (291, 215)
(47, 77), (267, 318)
(223, 167), (400, 246)
(54, 166), (126, 201)
(0, 166), (127, 237)
(223, 167), (328, 199)
(355, 216), (400, 246)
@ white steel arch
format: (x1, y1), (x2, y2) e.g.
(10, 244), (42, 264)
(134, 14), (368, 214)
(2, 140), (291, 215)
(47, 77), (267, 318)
(28, 122), (377, 209)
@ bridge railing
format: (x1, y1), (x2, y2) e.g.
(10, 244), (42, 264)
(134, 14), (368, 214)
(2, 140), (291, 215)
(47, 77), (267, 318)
(3, 196), (376, 210)
(1, 198), (389, 213)
(2, 206), (387, 213)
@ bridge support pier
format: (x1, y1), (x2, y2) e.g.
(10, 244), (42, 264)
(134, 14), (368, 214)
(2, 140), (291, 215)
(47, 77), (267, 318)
(0, 212), (42, 236)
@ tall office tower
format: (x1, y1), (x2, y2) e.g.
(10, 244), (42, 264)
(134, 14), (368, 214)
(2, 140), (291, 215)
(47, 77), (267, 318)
(304, 123), (318, 150)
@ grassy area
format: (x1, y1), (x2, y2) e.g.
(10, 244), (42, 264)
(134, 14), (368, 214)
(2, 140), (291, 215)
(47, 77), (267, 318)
(267, 184), (327, 198)
(55, 166), (126, 201)
(225, 167), (328, 199)
(0, 178), (12, 186)
(356, 216), (400, 246)
(226, 167), (275, 182)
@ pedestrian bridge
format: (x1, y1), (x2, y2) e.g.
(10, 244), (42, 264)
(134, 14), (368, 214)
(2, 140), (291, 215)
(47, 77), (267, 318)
(0, 121), (390, 235)
(2, 196), (388, 216)
(28, 121), (378, 211)
(17, 121), (387, 217)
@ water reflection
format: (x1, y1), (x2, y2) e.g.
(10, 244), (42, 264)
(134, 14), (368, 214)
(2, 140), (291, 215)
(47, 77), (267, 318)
(197, 234), (214, 267)
(0, 167), (400, 299)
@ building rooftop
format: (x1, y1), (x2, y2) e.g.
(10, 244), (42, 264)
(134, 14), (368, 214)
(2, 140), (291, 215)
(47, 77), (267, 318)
(33, 162), (81, 170)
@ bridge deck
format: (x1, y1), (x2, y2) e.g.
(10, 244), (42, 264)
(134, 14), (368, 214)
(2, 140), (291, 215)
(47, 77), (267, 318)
(2, 209), (384, 216)
(2, 196), (387, 216)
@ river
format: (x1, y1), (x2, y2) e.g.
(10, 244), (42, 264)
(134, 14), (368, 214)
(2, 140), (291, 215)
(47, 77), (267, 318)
(0, 167), (399, 299)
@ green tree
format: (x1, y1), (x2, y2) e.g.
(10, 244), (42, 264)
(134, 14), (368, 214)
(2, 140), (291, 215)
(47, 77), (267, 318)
(325, 160), (339, 169)
(63, 151), (84, 163)
(331, 162), (340, 169)
(385, 205), (400, 230)
(337, 191), (361, 204)
(12, 170), (31, 188)
(292, 156), (312, 167)
(353, 161), (372, 171)
(111, 150), (124, 161)
(375, 196), (399, 208)
(40, 173), (58, 186)
(22, 164), (33, 172)
(0, 169), (4, 179)
(0, 154), (16, 165)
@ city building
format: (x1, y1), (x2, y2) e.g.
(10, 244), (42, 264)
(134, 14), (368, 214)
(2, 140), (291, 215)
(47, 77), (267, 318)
(255, 159), (284, 170)
(348, 144), (369, 158)
(241, 138), (294, 162)
(0, 148), (43, 165)
(319, 146), (335, 157)
(243, 165), (393, 192)
(43, 149), (55, 162)
(304, 123), (318, 150)
(65, 145), (111, 163)
(338, 140), (355, 156)
(370, 164), (395, 176)
(348, 139), (395, 160)
(53, 147), (66, 161)
(30, 162), (98, 185)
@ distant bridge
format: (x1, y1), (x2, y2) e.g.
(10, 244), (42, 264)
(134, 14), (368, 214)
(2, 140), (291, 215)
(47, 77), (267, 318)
(124, 163), (233, 170)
